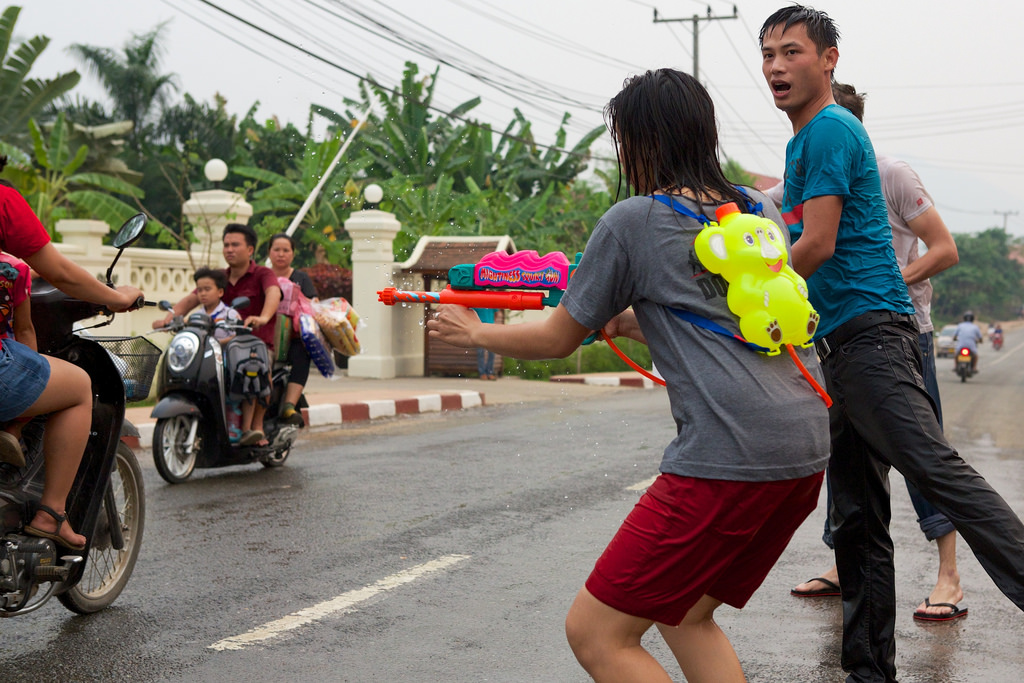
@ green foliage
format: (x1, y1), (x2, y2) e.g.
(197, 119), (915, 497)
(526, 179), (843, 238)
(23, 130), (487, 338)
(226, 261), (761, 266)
(0, 6), (80, 150)
(722, 158), (758, 187)
(502, 338), (653, 380)
(235, 106), (307, 174)
(67, 22), (178, 153)
(931, 228), (1024, 323)
(3, 113), (146, 233)
(234, 133), (369, 267)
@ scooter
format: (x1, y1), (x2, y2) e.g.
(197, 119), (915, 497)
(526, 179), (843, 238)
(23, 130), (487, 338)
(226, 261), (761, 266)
(992, 330), (1004, 351)
(0, 214), (156, 616)
(955, 347), (975, 382)
(149, 306), (298, 483)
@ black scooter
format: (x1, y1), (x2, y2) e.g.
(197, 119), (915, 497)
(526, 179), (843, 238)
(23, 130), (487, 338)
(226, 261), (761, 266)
(0, 214), (156, 616)
(150, 306), (297, 484)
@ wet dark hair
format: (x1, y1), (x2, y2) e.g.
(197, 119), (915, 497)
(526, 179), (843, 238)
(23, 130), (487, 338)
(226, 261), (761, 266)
(269, 232), (295, 250)
(832, 82), (865, 121)
(604, 68), (747, 207)
(759, 5), (840, 56)
(223, 222), (257, 249)
(194, 266), (227, 290)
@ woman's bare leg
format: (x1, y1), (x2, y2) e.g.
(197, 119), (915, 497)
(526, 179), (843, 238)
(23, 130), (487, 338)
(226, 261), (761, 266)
(656, 595), (746, 683)
(565, 587), (672, 683)
(23, 357), (91, 547)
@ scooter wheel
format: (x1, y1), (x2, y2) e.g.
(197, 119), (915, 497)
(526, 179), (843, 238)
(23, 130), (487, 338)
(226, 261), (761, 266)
(59, 442), (145, 614)
(260, 447), (290, 469)
(153, 415), (201, 483)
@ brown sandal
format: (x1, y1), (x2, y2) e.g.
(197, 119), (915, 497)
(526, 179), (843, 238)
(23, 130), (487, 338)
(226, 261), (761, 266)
(24, 503), (87, 552)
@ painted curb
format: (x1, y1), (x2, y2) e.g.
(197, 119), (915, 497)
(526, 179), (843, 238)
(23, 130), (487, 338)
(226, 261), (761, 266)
(131, 391), (487, 450)
(549, 376), (656, 388)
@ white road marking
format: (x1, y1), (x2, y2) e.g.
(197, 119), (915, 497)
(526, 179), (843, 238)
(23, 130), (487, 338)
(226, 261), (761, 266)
(208, 553), (471, 651)
(626, 475), (657, 491)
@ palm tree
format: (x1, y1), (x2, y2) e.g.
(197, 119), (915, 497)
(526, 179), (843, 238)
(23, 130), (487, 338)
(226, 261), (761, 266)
(0, 5), (80, 154)
(68, 22), (178, 154)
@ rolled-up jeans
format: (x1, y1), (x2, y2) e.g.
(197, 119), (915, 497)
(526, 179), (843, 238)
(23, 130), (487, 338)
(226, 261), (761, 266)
(820, 317), (1024, 682)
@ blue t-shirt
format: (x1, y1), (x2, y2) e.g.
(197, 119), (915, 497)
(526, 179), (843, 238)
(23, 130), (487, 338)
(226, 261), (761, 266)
(779, 105), (913, 337)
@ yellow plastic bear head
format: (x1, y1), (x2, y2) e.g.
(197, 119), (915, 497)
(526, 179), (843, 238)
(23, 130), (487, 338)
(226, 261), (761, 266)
(696, 203), (788, 278)
(693, 203), (818, 353)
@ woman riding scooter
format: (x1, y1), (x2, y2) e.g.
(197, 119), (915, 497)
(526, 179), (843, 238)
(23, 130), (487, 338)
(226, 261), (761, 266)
(0, 175), (141, 550)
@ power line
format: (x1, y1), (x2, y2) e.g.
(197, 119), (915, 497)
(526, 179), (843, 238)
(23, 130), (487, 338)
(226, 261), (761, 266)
(187, 0), (612, 163)
(652, 4), (738, 83)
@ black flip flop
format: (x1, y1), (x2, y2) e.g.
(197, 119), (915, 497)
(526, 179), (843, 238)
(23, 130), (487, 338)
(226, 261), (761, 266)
(913, 597), (968, 622)
(791, 577), (841, 597)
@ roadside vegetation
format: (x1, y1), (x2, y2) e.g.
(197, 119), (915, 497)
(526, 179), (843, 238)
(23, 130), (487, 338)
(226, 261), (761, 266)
(1, 4), (1020, 361)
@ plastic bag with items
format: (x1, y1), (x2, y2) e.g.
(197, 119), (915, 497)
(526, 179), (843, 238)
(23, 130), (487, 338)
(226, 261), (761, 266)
(299, 313), (334, 378)
(312, 297), (361, 357)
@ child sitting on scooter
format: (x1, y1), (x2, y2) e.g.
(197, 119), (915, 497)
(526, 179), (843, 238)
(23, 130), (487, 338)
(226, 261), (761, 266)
(191, 267), (252, 443)
(193, 267), (242, 343)
(0, 253), (35, 467)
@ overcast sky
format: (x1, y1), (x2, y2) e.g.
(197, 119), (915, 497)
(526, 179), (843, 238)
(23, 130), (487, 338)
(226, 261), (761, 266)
(20, 0), (1024, 235)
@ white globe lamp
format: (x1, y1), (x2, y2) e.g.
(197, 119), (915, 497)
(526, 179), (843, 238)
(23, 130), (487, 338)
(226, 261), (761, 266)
(364, 183), (383, 208)
(204, 158), (228, 184)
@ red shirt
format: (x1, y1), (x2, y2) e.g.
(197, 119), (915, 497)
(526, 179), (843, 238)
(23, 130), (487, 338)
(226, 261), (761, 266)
(224, 261), (280, 349)
(0, 185), (50, 260)
(0, 185), (50, 350)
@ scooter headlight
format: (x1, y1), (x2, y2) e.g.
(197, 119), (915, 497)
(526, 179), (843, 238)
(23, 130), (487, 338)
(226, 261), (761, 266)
(167, 331), (200, 372)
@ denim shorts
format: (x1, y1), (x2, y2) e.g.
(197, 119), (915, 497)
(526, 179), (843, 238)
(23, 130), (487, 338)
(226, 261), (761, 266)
(0, 339), (51, 421)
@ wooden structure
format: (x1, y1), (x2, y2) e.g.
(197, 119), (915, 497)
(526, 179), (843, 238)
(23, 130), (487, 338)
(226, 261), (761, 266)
(396, 236), (516, 377)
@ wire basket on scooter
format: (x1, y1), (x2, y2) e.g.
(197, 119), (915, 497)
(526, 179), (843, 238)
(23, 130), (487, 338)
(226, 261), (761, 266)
(92, 336), (162, 402)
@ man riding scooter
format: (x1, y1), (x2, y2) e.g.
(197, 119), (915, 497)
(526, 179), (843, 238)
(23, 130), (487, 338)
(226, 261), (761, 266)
(155, 223), (281, 445)
(953, 310), (983, 375)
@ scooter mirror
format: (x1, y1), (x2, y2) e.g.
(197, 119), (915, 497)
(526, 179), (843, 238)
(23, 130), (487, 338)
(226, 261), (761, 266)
(158, 300), (174, 312)
(112, 213), (148, 249)
(106, 213), (150, 284)
(231, 296), (251, 310)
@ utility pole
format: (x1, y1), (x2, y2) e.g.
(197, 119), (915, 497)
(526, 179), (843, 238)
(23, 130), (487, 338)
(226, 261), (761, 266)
(653, 5), (738, 83)
(994, 209), (1019, 230)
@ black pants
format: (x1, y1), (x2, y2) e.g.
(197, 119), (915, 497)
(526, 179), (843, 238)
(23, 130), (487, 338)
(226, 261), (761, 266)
(286, 335), (311, 387)
(821, 319), (1024, 682)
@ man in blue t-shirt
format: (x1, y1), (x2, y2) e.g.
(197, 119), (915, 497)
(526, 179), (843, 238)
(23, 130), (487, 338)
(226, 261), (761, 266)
(761, 6), (1024, 683)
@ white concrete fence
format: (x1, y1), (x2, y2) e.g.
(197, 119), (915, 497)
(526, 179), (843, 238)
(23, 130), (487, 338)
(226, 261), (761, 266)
(51, 193), (429, 378)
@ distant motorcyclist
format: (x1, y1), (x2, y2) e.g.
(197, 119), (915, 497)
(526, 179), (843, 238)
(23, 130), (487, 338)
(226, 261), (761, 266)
(992, 322), (1004, 350)
(953, 311), (983, 373)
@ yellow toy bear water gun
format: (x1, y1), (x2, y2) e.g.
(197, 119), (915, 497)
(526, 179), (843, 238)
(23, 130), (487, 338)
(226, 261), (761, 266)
(694, 202), (830, 406)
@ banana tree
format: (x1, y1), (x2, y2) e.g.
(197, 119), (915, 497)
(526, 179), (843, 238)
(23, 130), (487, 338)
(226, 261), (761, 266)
(0, 6), (80, 151)
(317, 61), (481, 187)
(3, 113), (146, 235)
(234, 134), (369, 266)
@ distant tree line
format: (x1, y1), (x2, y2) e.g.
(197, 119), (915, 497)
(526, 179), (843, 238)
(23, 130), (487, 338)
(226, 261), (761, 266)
(932, 228), (1024, 325)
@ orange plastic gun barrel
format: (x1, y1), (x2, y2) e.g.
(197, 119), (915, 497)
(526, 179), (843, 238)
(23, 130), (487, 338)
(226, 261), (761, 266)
(377, 286), (546, 310)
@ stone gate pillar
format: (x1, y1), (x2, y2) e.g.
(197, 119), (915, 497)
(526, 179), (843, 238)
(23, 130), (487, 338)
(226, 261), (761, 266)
(345, 186), (401, 378)
(181, 159), (252, 266)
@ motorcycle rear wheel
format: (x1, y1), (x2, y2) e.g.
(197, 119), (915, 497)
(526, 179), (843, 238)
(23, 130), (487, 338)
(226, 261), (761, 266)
(153, 415), (201, 483)
(59, 442), (145, 614)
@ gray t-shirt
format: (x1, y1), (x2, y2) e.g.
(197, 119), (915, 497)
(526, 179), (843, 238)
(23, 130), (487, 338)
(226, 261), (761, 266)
(560, 193), (830, 482)
(877, 155), (934, 334)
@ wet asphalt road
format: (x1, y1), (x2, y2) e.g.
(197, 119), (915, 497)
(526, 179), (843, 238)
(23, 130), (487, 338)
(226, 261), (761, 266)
(2, 329), (1024, 682)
